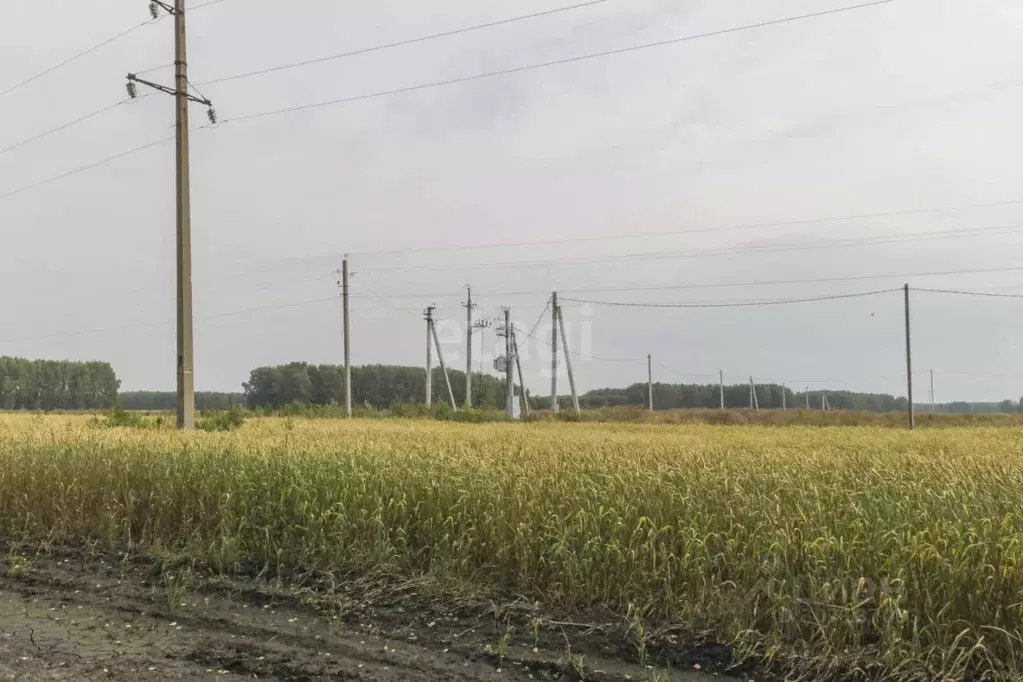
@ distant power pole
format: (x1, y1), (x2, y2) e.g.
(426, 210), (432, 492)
(904, 284), (915, 430)
(512, 327), (530, 418)
(647, 354), (654, 411)
(556, 303), (581, 414)
(424, 306), (435, 407)
(805, 387), (810, 409)
(341, 258), (352, 417)
(126, 0), (216, 429)
(550, 292), (559, 414)
(463, 286), (476, 408)
(782, 383), (787, 411)
(503, 308), (514, 420)
(719, 370), (725, 409)
(930, 369), (935, 413)
(749, 377), (760, 411)
(430, 314), (457, 410)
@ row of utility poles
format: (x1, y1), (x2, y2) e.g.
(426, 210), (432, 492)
(321, 273), (926, 426)
(120, 3), (924, 431)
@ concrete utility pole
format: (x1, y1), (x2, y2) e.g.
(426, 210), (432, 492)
(512, 327), (530, 418)
(556, 304), (581, 415)
(550, 292), (559, 414)
(647, 354), (654, 411)
(126, 0), (216, 429)
(430, 317), (457, 410)
(805, 387), (810, 409)
(782, 383), (787, 411)
(719, 370), (725, 409)
(904, 284), (915, 430)
(463, 286), (475, 408)
(749, 377), (759, 411)
(930, 369), (935, 413)
(342, 258), (352, 418)
(424, 306), (435, 408)
(504, 308), (514, 420)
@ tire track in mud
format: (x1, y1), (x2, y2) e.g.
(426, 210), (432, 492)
(0, 552), (725, 681)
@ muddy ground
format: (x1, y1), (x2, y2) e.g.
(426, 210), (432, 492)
(0, 550), (744, 681)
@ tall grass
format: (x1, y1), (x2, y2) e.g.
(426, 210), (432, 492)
(2, 415), (1023, 679)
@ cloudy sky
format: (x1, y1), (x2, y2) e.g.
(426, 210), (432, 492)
(2, 0), (1023, 401)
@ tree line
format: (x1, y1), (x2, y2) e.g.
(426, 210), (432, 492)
(0, 356), (120, 410)
(243, 363), (512, 409)
(118, 391), (246, 412)
(554, 383), (909, 413)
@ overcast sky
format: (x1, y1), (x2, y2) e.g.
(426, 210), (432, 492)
(2, 0), (1023, 401)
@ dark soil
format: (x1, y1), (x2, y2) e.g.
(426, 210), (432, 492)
(0, 549), (744, 681)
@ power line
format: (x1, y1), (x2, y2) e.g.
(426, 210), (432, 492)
(333, 264), (1023, 300)
(0, 135), (173, 203)
(0, 295), (339, 346)
(520, 298), (553, 342)
(0, 98), (144, 158)
(352, 223), (1023, 274)
(217, 0), (895, 125)
(562, 288), (901, 309)
(915, 288), (1023, 300)
(344, 198), (1023, 260)
(249, 198), (1023, 272)
(0, 20), (158, 100)
(195, 0), (609, 86)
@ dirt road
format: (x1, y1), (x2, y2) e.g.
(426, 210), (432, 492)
(0, 552), (731, 681)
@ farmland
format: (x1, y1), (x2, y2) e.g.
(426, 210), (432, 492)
(2, 415), (1023, 680)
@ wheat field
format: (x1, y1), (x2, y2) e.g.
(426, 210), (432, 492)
(2, 414), (1022, 679)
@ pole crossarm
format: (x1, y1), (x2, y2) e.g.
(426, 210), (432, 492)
(127, 74), (213, 107)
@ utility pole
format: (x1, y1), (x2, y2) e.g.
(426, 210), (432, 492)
(749, 377), (759, 411)
(930, 369), (935, 413)
(341, 258), (352, 418)
(904, 284), (915, 430)
(550, 292), (559, 414)
(805, 387), (810, 409)
(556, 304), (581, 415)
(127, 0), (216, 429)
(504, 308), (515, 420)
(463, 286), (476, 408)
(424, 306), (434, 408)
(647, 354), (654, 411)
(782, 383), (786, 411)
(719, 370), (724, 409)
(430, 315), (457, 410)
(512, 327), (530, 418)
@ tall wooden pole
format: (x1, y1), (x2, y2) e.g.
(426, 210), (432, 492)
(550, 292), (559, 414)
(342, 258), (352, 418)
(905, 284), (915, 429)
(174, 0), (195, 429)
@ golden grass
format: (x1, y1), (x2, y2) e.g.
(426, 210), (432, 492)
(2, 414), (1023, 679)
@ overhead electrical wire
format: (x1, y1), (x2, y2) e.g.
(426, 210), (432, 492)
(195, 0), (610, 86)
(216, 0), (895, 124)
(0, 97), (149, 158)
(319, 264), (1023, 301)
(351, 223), (1023, 274)
(0, 135), (174, 203)
(0, 20), (158, 100)
(916, 288), (1023, 298)
(561, 288), (901, 309)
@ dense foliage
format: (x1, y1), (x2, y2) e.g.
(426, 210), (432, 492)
(549, 382), (908, 412)
(0, 356), (119, 410)
(243, 362), (513, 409)
(118, 391), (246, 411)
